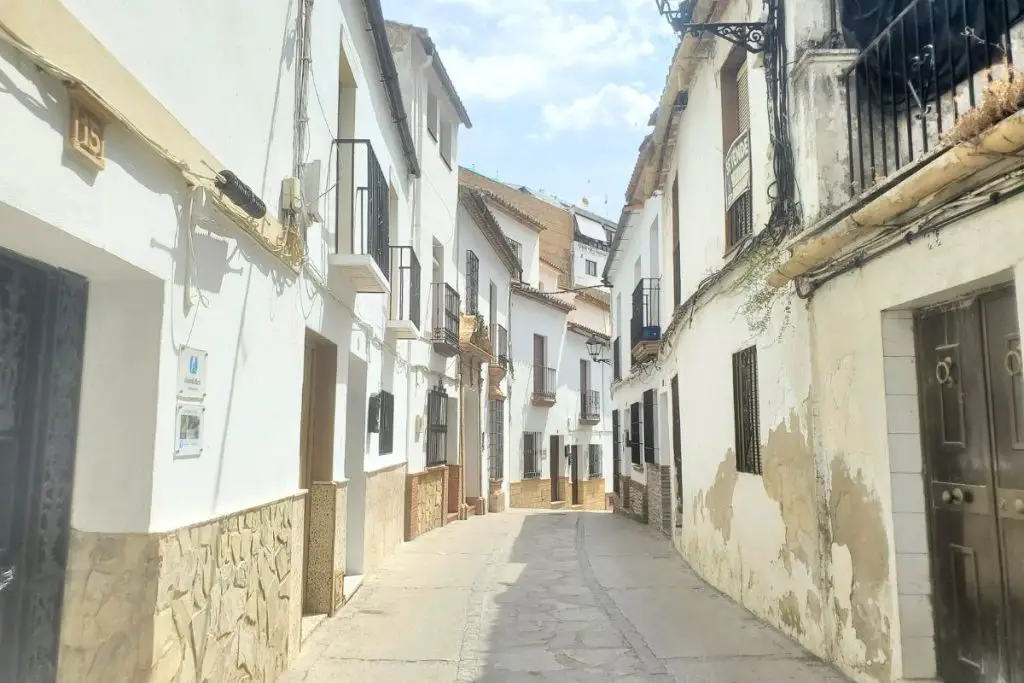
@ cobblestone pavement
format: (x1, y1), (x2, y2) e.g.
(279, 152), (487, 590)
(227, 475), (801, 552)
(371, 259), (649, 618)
(281, 510), (849, 683)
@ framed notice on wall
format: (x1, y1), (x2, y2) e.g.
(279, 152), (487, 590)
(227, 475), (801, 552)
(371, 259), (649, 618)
(724, 129), (751, 210)
(174, 402), (204, 458)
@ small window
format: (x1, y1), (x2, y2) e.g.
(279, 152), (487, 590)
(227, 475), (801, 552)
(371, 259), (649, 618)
(427, 89), (438, 140)
(585, 259), (597, 276)
(732, 346), (761, 475)
(523, 431), (542, 478)
(379, 391), (395, 455)
(643, 389), (656, 463)
(587, 444), (603, 479)
(439, 118), (453, 167)
(506, 237), (522, 266)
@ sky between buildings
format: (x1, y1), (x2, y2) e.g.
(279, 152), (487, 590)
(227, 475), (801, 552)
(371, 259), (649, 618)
(382, 0), (679, 220)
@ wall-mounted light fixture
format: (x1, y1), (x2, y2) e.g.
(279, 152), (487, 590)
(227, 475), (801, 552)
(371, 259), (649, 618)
(586, 335), (612, 365)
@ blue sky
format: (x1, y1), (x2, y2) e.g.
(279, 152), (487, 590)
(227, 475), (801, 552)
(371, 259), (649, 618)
(381, 0), (679, 220)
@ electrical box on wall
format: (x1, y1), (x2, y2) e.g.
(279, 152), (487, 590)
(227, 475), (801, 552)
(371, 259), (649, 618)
(280, 177), (303, 217)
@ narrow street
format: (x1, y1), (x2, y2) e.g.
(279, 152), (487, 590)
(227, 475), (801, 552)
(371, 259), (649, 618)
(282, 511), (847, 683)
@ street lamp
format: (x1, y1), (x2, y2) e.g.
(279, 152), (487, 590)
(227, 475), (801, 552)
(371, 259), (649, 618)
(586, 335), (611, 364)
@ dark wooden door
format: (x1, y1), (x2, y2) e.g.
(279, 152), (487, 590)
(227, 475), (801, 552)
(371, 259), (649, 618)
(569, 445), (580, 505)
(917, 288), (1024, 682)
(0, 255), (87, 683)
(982, 290), (1024, 680)
(549, 435), (561, 501)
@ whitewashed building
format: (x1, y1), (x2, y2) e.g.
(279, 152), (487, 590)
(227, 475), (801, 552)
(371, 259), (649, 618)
(460, 170), (614, 511)
(0, 2), (468, 682)
(607, 0), (1024, 680)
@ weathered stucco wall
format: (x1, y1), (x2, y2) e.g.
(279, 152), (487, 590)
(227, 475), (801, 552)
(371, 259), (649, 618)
(58, 493), (305, 683)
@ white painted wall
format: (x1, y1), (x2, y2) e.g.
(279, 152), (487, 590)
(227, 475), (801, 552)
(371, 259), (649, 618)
(492, 207), (540, 285)
(572, 240), (608, 289)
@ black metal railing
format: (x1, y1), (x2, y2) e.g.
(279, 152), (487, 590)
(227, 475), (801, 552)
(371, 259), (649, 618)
(613, 337), (621, 379)
(533, 365), (557, 400)
(389, 246), (421, 329)
(335, 139), (390, 276)
(581, 389), (600, 421)
(496, 324), (510, 366)
(631, 278), (662, 353)
(465, 250), (479, 315)
(488, 399), (505, 480)
(431, 282), (460, 347)
(732, 346), (762, 475)
(844, 0), (1020, 193)
(523, 432), (542, 479)
(588, 444), (603, 479)
(426, 384), (449, 467)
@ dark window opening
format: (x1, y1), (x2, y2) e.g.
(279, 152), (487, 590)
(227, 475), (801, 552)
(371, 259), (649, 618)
(643, 389), (656, 463)
(523, 431), (542, 478)
(488, 399), (505, 480)
(732, 346), (762, 475)
(426, 384), (449, 466)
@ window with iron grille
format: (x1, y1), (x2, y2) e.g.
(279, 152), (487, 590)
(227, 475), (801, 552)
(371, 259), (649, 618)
(727, 191), (753, 249)
(732, 346), (762, 475)
(523, 432), (542, 479)
(378, 390), (395, 455)
(506, 237), (522, 266)
(585, 259), (597, 276)
(587, 444), (602, 478)
(642, 389), (656, 463)
(629, 402), (641, 465)
(612, 410), (621, 495)
(488, 399), (505, 480)
(426, 385), (449, 467)
(465, 250), (479, 315)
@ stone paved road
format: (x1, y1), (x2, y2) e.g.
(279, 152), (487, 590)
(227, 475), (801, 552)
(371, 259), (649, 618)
(281, 510), (849, 683)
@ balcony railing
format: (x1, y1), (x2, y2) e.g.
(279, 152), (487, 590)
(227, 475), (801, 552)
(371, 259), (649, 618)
(495, 324), (510, 366)
(533, 366), (557, 403)
(844, 0), (1019, 192)
(389, 246), (421, 330)
(335, 139), (390, 276)
(426, 384), (449, 467)
(431, 282), (460, 349)
(581, 389), (600, 422)
(631, 278), (662, 364)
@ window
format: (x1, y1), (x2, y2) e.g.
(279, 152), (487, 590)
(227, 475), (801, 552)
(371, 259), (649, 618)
(585, 259), (597, 276)
(506, 237), (522, 266)
(612, 410), (621, 495)
(612, 337), (621, 380)
(439, 118), (453, 167)
(672, 176), (681, 308)
(523, 432), (542, 478)
(629, 402), (641, 465)
(427, 89), (438, 140)
(732, 346), (761, 474)
(489, 281), (497, 342)
(722, 49), (752, 250)
(643, 389), (656, 463)
(587, 444), (603, 479)
(488, 399), (505, 480)
(466, 250), (479, 315)
(378, 391), (395, 455)
(426, 384), (449, 466)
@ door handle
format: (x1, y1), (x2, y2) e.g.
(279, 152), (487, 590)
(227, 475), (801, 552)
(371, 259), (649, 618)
(941, 488), (965, 504)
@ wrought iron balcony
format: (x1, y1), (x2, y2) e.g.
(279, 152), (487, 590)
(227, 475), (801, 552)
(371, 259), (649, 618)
(431, 282), (460, 357)
(387, 246), (421, 339)
(580, 389), (600, 425)
(495, 324), (510, 367)
(331, 139), (390, 293)
(488, 323), (511, 392)
(844, 0), (1019, 193)
(532, 365), (557, 407)
(631, 278), (662, 365)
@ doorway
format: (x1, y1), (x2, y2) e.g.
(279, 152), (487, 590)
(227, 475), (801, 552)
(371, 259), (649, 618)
(549, 434), (561, 501)
(915, 285), (1024, 682)
(0, 253), (87, 683)
(298, 329), (337, 621)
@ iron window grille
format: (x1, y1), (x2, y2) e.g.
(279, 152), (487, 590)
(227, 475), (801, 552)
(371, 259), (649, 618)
(587, 444), (603, 479)
(643, 389), (656, 463)
(629, 402), (642, 465)
(431, 282), (460, 347)
(581, 390), (600, 421)
(613, 337), (621, 380)
(523, 432), (542, 479)
(389, 246), (421, 329)
(488, 399), (505, 480)
(335, 139), (390, 277)
(732, 346), (761, 475)
(612, 410), (621, 495)
(426, 384), (449, 467)
(379, 391), (395, 455)
(506, 237), (522, 267)
(630, 278), (662, 360)
(465, 250), (479, 315)
(726, 190), (753, 249)
(496, 324), (510, 366)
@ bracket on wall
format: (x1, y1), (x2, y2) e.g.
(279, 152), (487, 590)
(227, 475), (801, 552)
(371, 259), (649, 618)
(655, 0), (768, 53)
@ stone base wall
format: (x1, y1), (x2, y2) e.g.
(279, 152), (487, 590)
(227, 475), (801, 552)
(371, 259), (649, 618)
(306, 481), (346, 615)
(488, 479), (505, 513)
(509, 477), (570, 508)
(58, 493), (306, 683)
(363, 463), (406, 574)
(578, 478), (608, 510)
(405, 465), (447, 541)
(446, 464), (462, 513)
(646, 465), (671, 535)
(615, 473), (647, 523)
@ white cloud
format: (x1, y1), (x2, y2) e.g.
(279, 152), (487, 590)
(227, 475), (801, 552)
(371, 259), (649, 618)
(542, 84), (656, 132)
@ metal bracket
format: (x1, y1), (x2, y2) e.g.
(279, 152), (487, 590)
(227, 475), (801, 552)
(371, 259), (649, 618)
(674, 21), (768, 53)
